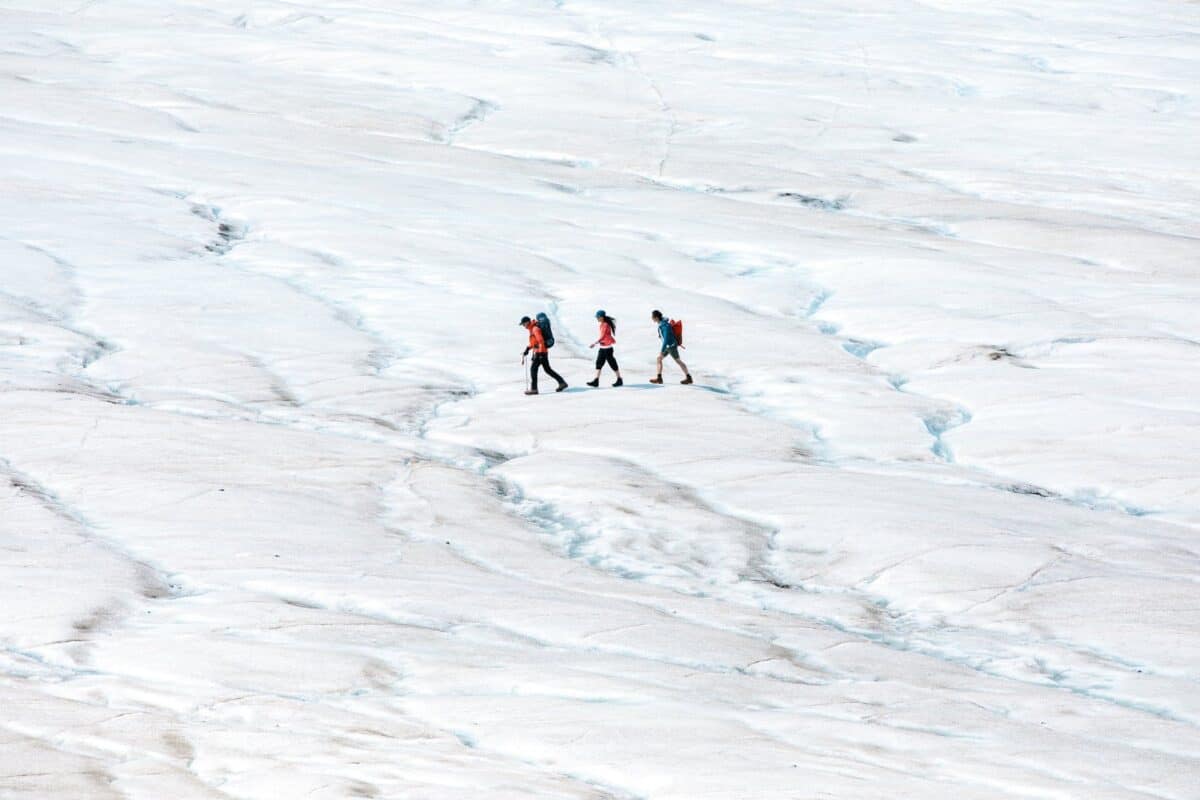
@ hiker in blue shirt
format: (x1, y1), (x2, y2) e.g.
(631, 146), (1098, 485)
(650, 309), (692, 385)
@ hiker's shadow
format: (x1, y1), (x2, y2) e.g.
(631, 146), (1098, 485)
(561, 385), (663, 393)
(557, 384), (666, 393)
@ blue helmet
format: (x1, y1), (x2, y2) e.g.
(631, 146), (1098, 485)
(595, 309), (606, 318)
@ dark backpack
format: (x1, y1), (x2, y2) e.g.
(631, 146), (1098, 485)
(536, 312), (555, 348)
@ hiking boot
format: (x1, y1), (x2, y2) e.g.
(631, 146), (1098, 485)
(649, 376), (663, 384)
(525, 389), (539, 395)
(681, 375), (693, 385)
(556, 382), (568, 392)
(613, 378), (624, 387)
(586, 379), (599, 388)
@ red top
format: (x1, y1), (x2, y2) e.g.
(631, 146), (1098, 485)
(526, 322), (548, 354)
(597, 320), (615, 347)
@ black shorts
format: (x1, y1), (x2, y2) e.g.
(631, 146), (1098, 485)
(595, 347), (619, 370)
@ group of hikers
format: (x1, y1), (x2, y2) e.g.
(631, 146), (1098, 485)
(519, 309), (693, 395)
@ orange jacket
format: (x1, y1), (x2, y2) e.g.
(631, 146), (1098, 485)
(526, 321), (548, 354)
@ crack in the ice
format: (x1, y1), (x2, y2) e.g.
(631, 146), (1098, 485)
(2, 458), (186, 606)
(777, 192), (850, 211)
(548, 39), (618, 67)
(921, 406), (973, 463)
(191, 202), (247, 255)
(437, 97), (497, 145)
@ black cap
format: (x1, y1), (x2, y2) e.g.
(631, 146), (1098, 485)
(519, 316), (531, 326)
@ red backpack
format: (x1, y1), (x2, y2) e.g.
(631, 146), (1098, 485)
(670, 319), (684, 347)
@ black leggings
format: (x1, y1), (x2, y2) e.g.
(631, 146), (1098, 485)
(594, 347), (619, 372)
(530, 352), (564, 391)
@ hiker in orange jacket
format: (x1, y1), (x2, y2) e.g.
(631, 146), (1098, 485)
(650, 309), (692, 384)
(521, 316), (567, 394)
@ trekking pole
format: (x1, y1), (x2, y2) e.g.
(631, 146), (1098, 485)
(522, 355), (528, 393)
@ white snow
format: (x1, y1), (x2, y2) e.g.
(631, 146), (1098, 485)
(2, 1), (1198, 797)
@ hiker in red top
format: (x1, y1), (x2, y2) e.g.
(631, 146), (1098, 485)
(586, 310), (623, 388)
(520, 315), (567, 395)
(650, 309), (692, 384)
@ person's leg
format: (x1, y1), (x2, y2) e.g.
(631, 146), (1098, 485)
(529, 354), (542, 392)
(607, 350), (623, 385)
(589, 349), (604, 386)
(671, 348), (692, 383)
(664, 345), (691, 382)
(542, 353), (566, 387)
(653, 352), (665, 382)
